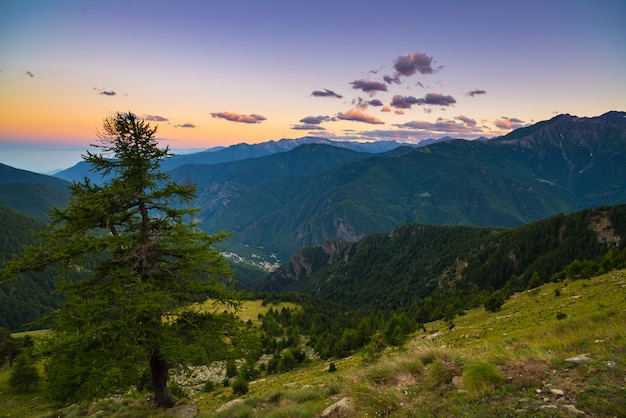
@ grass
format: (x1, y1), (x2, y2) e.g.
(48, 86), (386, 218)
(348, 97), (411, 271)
(2, 270), (625, 416)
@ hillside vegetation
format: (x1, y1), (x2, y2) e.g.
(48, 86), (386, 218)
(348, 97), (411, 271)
(263, 204), (626, 312)
(2, 270), (623, 417)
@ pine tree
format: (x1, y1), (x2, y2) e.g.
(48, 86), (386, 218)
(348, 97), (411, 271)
(8, 354), (40, 392)
(1, 112), (238, 407)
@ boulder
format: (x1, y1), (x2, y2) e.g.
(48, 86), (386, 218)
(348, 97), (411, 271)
(321, 397), (353, 417)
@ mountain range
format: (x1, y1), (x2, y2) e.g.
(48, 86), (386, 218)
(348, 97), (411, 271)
(2, 110), (626, 331)
(5, 110), (626, 262)
(190, 111), (626, 260)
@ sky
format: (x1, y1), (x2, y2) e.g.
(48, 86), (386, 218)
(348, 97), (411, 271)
(1, 0), (625, 173)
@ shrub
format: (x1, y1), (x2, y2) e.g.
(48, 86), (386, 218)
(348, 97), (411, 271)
(226, 360), (238, 378)
(556, 312), (568, 320)
(328, 362), (337, 373)
(484, 291), (505, 313)
(462, 361), (505, 393)
(168, 380), (187, 399)
(232, 375), (249, 395)
(203, 379), (216, 392)
(8, 354), (40, 392)
(423, 359), (455, 390)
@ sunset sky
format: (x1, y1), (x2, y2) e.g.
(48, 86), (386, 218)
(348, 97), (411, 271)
(1, 0), (625, 173)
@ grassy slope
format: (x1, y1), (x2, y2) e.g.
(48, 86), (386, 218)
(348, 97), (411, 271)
(201, 271), (626, 417)
(1, 272), (624, 417)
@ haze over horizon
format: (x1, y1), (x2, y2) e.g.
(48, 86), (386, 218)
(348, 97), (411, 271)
(1, 0), (625, 173)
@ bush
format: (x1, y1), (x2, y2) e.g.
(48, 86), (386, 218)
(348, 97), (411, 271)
(226, 360), (238, 378)
(232, 375), (249, 395)
(423, 359), (455, 390)
(328, 362), (337, 373)
(203, 379), (216, 392)
(484, 291), (505, 313)
(462, 361), (505, 393)
(168, 380), (187, 399)
(8, 354), (40, 392)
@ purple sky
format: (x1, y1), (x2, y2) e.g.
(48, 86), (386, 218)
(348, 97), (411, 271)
(1, 0), (625, 172)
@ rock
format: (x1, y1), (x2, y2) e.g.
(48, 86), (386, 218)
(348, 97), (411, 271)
(166, 403), (198, 418)
(565, 354), (590, 364)
(550, 388), (565, 396)
(215, 398), (244, 414)
(540, 404), (558, 410)
(320, 397), (353, 418)
(561, 404), (585, 415)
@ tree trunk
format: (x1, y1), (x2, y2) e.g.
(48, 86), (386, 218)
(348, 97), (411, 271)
(150, 349), (175, 408)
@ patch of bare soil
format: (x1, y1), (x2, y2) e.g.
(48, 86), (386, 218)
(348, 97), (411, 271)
(499, 357), (548, 390)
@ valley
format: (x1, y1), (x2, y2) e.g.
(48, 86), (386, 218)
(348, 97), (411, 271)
(1, 110), (625, 416)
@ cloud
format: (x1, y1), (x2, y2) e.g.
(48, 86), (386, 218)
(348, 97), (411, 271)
(311, 88), (343, 99)
(466, 89), (487, 97)
(455, 115), (477, 126)
(494, 116), (525, 130)
(337, 109), (384, 125)
(393, 52), (436, 76)
(421, 93), (456, 106)
(25, 70), (34, 78)
(390, 93), (457, 109)
(299, 115), (332, 125)
(383, 74), (401, 84)
(99, 90), (116, 96)
(381, 106), (391, 112)
(143, 115), (169, 122)
(175, 123), (197, 128)
(396, 117), (484, 134)
(350, 79), (388, 95)
(390, 95), (421, 109)
(211, 111), (267, 124)
(368, 99), (383, 107)
(291, 124), (327, 131)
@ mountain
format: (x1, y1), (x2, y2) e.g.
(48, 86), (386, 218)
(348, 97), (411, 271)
(259, 204), (626, 311)
(54, 136), (410, 184)
(198, 111), (626, 259)
(0, 163), (70, 221)
(168, 144), (375, 220)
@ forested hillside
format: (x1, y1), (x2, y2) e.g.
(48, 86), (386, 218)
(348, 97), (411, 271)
(261, 204), (626, 313)
(0, 206), (65, 331)
(200, 112), (626, 260)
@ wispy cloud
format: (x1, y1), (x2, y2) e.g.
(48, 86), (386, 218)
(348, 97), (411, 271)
(421, 93), (456, 106)
(455, 115), (477, 126)
(299, 115), (333, 125)
(383, 74), (401, 84)
(396, 117), (483, 134)
(311, 88), (343, 99)
(350, 79), (388, 95)
(494, 116), (525, 130)
(291, 124), (327, 131)
(337, 109), (384, 125)
(143, 115), (169, 122)
(99, 90), (116, 96)
(25, 70), (34, 78)
(211, 112), (267, 124)
(466, 89), (487, 97)
(175, 123), (197, 128)
(390, 93), (457, 109)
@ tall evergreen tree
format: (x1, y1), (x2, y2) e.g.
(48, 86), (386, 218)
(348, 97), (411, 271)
(0, 112), (237, 407)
